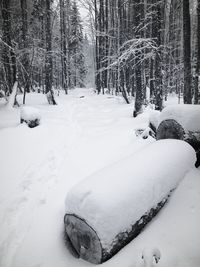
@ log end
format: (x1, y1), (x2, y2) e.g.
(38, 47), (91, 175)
(156, 119), (185, 140)
(64, 194), (171, 264)
(64, 214), (102, 264)
(156, 119), (200, 167)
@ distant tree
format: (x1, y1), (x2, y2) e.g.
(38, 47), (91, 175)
(183, 0), (192, 104)
(45, 0), (57, 104)
(154, 0), (163, 111)
(20, 0), (30, 104)
(133, 0), (143, 117)
(69, 1), (87, 87)
(60, 0), (68, 94)
(194, 0), (200, 104)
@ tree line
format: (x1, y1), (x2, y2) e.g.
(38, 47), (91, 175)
(0, 0), (87, 105)
(86, 0), (200, 115)
(1, 0), (199, 112)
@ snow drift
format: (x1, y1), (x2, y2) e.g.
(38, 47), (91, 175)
(64, 139), (196, 264)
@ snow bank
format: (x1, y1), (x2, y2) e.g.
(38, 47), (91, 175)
(20, 106), (41, 127)
(65, 139), (196, 261)
(149, 110), (160, 130)
(159, 105), (200, 132)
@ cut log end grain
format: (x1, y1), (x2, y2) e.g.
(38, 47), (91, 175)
(156, 119), (200, 167)
(64, 214), (102, 264)
(156, 119), (185, 140)
(156, 105), (200, 167)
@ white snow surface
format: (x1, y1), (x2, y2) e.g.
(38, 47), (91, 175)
(159, 104), (200, 131)
(20, 106), (41, 122)
(0, 89), (200, 267)
(149, 110), (160, 129)
(65, 140), (195, 250)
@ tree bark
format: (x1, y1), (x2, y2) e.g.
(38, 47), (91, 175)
(133, 0), (143, 117)
(94, 0), (101, 93)
(21, 0), (30, 104)
(45, 0), (57, 105)
(154, 1), (163, 111)
(194, 0), (200, 104)
(183, 0), (192, 104)
(60, 0), (68, 94)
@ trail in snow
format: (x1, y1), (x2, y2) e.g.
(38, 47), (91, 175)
(0, 89), (199, 267)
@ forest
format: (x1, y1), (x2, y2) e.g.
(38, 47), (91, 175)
(0, 0), (90, 105)
(0, 1), (200, 267)
(0, 0), (200, 113)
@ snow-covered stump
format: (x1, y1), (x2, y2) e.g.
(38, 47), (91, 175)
(156, 105), (200, 167)
(64, 140), (196, 264)
(20, 106), (41, 128)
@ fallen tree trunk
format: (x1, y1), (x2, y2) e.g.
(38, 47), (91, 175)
(64, 140), (196, 264)
(156, 105), (200, 167)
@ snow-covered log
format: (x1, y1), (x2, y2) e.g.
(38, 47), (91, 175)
(156, 105), (200, 167)
(64, 140), (196, 264)
(20, 106), (41, 128)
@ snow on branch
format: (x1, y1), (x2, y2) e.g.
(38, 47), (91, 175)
(99, 38), (158, 73)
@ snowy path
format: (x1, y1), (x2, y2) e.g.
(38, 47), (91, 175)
(0, 89), (200, 267)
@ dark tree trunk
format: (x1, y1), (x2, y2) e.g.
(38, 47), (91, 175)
(60, 0), (68, 94)
(194, 0), (200, 104)
(21, 0), (30, 104)
(133, 0), (143, 117)
(94, 0), (101, 94)
(45, 0), (57, 105)
(183, 0), (192, 104)
(154, 1), (163, 111)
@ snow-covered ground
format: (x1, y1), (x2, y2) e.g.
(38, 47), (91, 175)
(0, 89), (199, 267)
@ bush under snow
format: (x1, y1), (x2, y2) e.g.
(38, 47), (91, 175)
(20, 106), (41, 128)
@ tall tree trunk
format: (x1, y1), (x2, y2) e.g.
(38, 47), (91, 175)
(194, 0), (200, 104)
(154, 1), (163, 110)
(183, 0), (192, 103)
(94, 0), (101, 93)
(45, 0), (57, 105)
(134, 0), (143, 117)
(21, 0), (30, 104)
(60, 0), (68, 94)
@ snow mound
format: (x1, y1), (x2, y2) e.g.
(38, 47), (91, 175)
(149, 110), (160, 130)
(159, 105), (200, 132)
(65, 139), (196, 250)
(20, 106), (41, 122)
